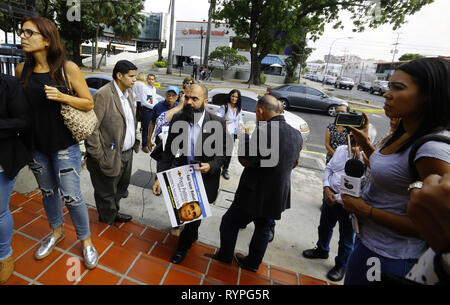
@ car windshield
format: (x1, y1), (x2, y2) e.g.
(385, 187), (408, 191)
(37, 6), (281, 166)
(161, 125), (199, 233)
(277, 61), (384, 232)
(380, 81), (389, 86)
(342, 77), (352, 81)
(274, 85), (289, 90)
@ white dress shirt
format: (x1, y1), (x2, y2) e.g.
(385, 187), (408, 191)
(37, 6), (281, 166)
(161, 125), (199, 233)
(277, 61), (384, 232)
(113, 80), (135, 151)
(187, 111), (205, 163)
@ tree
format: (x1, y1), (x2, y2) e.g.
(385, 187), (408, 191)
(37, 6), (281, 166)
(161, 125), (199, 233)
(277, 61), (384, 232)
(284, 42), (313, 83)
(398, 53), (426, 61)
(34, 0), (145, 67)
(214, 0), (434, 85)
(209, 46), (248, 79)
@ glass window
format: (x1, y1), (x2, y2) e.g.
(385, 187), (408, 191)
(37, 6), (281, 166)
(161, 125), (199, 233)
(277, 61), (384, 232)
(241, 96), (257, 112)
(85, 78), (99, 89)
(98, 78), (111, 88)
(211, 93), (228, 106)
(305, 87), (322, 96)
(288, 86), (305, 93)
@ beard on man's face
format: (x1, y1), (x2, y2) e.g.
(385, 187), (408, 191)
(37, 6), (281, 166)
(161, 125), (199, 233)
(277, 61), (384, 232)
(180, 103), (205, 124)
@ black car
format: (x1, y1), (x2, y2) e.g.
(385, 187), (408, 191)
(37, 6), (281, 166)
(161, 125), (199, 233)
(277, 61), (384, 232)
(357, 81), (371, 91)
(266, 84), (348, 116)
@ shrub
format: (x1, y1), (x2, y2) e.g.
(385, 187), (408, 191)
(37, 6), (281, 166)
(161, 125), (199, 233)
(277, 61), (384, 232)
(259, 72), (266, 84)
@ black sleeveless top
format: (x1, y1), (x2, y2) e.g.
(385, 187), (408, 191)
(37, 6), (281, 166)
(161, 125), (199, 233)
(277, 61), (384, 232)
(22, 68), (77, 154)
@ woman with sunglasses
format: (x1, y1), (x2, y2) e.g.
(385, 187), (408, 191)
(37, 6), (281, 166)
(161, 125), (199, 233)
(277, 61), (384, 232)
(15, 16), (98, 269)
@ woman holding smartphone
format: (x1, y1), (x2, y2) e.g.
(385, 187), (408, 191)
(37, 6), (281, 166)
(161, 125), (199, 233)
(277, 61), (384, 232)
(15, 16), (98, 269)
(342, 58), (450, 284)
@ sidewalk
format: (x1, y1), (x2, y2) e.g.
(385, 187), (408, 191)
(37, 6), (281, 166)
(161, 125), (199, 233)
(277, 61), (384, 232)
(3, 147), (338, 285)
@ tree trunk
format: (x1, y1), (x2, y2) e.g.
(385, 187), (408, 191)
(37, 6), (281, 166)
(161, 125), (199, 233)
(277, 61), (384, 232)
(248, 48), (263, 85)
(72, 36), (83, 67)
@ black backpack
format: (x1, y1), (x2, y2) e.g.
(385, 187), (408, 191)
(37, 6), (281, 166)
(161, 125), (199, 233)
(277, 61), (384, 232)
(408, 132), (450, 181)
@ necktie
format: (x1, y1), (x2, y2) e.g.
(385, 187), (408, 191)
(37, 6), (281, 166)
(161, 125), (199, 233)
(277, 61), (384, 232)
(187, 124), (195, 164)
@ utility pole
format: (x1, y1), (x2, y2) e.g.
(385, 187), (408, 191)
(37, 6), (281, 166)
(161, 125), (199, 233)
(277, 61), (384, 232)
(166, 0), (175, 74)
(203, 0), (215, 67)
(200, 24), (204, 67)
(359, 62), (365, 83)
(388, 32), (401, 80)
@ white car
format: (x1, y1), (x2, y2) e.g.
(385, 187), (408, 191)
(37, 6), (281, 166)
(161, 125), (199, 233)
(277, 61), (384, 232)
(206, 88), (310, 143)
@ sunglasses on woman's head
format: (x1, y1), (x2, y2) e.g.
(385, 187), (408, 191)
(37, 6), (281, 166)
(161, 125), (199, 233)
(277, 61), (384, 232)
(18, 28), (42, 38)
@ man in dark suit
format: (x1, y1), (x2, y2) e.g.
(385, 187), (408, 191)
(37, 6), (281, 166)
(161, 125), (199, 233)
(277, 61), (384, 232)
(152, 83), (231, 264)
(209, 95), (303, 272)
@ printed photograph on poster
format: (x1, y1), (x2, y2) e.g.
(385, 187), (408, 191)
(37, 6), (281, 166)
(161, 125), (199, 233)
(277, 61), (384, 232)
(157, 164), (211, 227)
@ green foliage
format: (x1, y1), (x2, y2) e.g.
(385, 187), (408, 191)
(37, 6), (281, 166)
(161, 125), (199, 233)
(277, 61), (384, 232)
(398, 53), (426, 61)
(259, 72), (266, 84)
(214, 0), (434, 85)
(31, 0), (145, 65)
(209, 46), (248, 70)
(154, 60), (167, 68)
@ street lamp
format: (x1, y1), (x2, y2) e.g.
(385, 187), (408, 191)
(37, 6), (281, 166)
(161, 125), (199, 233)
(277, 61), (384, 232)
(249, 43), (257, 88)
(322, 37), (353, 85)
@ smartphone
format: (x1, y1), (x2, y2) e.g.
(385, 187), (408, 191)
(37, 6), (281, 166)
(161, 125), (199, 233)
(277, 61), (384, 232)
(334, 113), (365, 128)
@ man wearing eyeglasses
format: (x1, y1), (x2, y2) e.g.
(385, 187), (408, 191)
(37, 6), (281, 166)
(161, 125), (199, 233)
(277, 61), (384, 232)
(145, 86), (179, 152)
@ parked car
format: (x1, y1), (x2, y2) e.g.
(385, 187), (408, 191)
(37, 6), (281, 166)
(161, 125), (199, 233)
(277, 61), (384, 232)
(310, 75), (318, 82)
(370, 80), (389, 95)
(206, 88), (310, 143)
(266, 84), (348, 116)
(357, 81), (372, 91)
(84, 74), (165, 103)
(334, 76), (354, 90)
(325, 76), (337, 85)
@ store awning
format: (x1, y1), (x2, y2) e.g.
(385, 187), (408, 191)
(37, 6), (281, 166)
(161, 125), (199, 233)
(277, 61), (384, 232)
(261, 55), (285, 66)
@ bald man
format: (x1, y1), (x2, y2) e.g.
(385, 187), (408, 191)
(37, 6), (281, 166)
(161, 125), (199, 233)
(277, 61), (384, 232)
(209, 95), (303, 272)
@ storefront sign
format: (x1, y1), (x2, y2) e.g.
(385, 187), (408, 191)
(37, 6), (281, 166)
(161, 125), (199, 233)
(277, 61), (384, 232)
(183, 28), (225, 36)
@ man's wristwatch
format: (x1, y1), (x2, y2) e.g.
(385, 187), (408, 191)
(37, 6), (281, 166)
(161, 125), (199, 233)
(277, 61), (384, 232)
(407, 181), (423, 193)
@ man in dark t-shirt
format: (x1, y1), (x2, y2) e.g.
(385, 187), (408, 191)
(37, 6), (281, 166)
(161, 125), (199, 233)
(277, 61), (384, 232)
(146, 86), (179, 151)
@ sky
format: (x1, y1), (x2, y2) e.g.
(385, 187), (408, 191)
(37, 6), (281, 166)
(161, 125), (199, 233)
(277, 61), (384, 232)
(147, 0), (447, 62)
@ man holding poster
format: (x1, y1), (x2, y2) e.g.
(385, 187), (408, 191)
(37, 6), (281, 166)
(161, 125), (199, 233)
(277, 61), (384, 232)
(152, 83), (231, 264)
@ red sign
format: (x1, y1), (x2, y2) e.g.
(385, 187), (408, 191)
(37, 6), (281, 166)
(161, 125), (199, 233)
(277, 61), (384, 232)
(183, 28), (225, 36)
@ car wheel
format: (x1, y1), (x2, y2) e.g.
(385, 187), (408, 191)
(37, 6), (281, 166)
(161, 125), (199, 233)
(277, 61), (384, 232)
(327, 105), (337, 117)
(280, 98), (289, 109)
(370, 88), (374, 94)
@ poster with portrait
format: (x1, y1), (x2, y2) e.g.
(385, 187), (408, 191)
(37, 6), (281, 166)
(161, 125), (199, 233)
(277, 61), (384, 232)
(157, 164), (211, 227)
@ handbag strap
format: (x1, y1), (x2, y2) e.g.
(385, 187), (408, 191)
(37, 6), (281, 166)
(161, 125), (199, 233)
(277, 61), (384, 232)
(61, 61), (74, 96)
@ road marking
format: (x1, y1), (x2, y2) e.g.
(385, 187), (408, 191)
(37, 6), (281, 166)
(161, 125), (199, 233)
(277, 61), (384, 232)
(302, 150), (326, 157)
(351, 107), (385, 114)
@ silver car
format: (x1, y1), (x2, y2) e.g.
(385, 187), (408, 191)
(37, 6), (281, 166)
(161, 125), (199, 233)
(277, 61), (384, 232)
(206, 88), (310, 143)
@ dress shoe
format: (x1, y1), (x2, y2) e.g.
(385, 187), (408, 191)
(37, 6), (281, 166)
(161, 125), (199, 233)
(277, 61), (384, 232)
(0, 255), (14, 284)
(234, 252), (258, 272)
(268, 224), (275, 243)
(204, 253), (231, 264)
(302, 247), (329, 259)
(121, 190), (129, 198)
(171, 250), (187, 264)
(221, 169), (230, 180)
(115, 213), (132, 223)
(35, 232), (65, 260)
(327, 265), (346, 282)
(83, 246), (99, 269)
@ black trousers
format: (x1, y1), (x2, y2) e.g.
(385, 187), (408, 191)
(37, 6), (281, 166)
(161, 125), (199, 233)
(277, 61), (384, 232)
(86, 149), (133, 224)
(177, 220), (202, 251)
